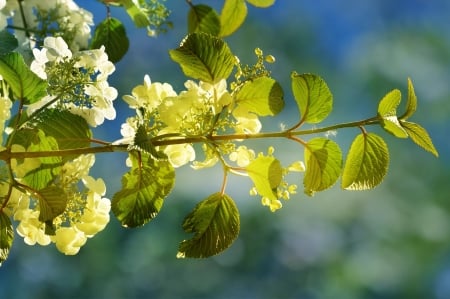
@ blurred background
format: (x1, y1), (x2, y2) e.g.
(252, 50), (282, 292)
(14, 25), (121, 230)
(1, 0), (449, 298)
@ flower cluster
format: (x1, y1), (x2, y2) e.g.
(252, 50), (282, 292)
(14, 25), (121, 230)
(5, 154), (111, 255)
(1, 0), (93, 51)
(246, 147), (304, 212)
(121, 76), (233, 168)
(28, 36), (117, 127)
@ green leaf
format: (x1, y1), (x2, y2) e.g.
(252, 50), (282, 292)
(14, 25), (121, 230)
(377, 89), (408, 138)
(23, 130), (62, 190)
(303, 137), (342, 196)
(0, 52), (47, 104)
(133, 125), (166, 159)
(400, 77), (417, 120)
(246, 0), (275, 7)
(401, 121), (439, 157)
(122, 0), (150, 27)
(169, 33), (235, 83)
(0, 30), (18, 55)
(220, 0), (248, 37)
(177, 192), (240, 258)
(90, 17), (129, 63)
(342, 133), (389, 190)
(11, 109), (92, 161)
(37, 110), (91, 153)
(112, 153), (175, 227)
(291, 72), (333, 124)
(0, 212), (14, 266)
(37, 185), (68, 222)
(188, 4), (221, 36)
(246, 156), (282, 200)
(235, 76), (284, 116)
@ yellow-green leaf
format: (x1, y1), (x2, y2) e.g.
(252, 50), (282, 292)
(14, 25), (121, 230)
(342, 133), (389, 190)
(246, 156), (282, 200)
(303, 137), (342, 196)
(112, 152), (175, 227)
(401, 121), (439, 157)
(400, 77), (417, 120)
(177, 192), (240, 258)
(0, 52), (47, 104)
(291, 72), (333, 124)
(246, 0), (275, 7)
(169, 33), (235, 83)
(188, 4), (221, 36)
(235, 76), (284, 116)
(377, 89), (408, 138)
(220, 0), (248, 37)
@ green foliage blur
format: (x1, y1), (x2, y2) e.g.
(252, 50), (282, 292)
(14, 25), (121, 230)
(1, 1), (449, 298)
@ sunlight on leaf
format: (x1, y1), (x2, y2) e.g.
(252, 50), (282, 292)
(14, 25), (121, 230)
(112, 153), (175, 227)
(169, 32), (235, 83)
(220, 0), (248, 37)
(188, 4), (221, 36)
(401, 121), (439, 157)
(291, 72), (333, 124)
(177, 192), (240, 258)
(235, 76), (284, 116)
(246, 156), (282, 200)
(303, 137), (342, 196)
(342, 133), (389, 190)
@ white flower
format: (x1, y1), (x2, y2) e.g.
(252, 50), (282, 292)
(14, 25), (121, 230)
(61, 154), (95, 184)
(15, 209), (51, 246)
(75, 46), (115, 81)
(30, 48), (49, 79)
(229, 146), (255, 167)
(53, 227), (87, 255)
(164, 144), (196, 168)
(232, 105), (262, 134)
(123, 75), (177, 111)
(76, 192), (110, 237)
(43, 36), (72, 61)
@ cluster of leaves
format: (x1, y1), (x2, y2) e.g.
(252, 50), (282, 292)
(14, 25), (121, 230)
(0, 0), (438, 265)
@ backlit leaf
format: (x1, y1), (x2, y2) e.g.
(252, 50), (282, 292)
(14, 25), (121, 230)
(246, 0), (275, 7)
(247, 156), (282, 200)
(0, 52), (47, 104)
(220, 0), (247, 37)
(235, 76), (284, 116)
(177, 192), (240, 258)
(342, 133), (389, 190)
(91, 17), (129, 63)
(291, 72), (333, 124)
(400, 77), (417, 120)
(0, 212), (14, 266)
(112, 152), (175, 227)
(188, 4), (221, 36)
(169, 33), (235, 83)
(23, 130), (61, 190)
(303, 137), (342, 196)
(378, 89), (408, 138)
(37, 185), (68, 222)
(401, 121), (439, 157)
